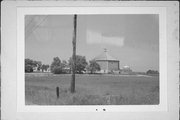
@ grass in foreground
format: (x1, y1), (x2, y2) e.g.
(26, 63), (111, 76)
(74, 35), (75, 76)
(25, 74), (159, 105)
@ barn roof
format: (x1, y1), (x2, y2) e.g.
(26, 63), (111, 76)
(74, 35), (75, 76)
(94, 49), (119, 61)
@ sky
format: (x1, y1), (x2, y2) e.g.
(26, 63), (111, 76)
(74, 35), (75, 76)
(25, 15), (159, 72)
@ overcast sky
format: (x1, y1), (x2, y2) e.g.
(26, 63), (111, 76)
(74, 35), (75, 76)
(25, 15), (159, 72)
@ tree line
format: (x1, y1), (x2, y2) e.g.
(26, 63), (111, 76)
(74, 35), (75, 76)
(146, 70), (159, 75)
(25, 59), (49, 72)
(25, 55), (100, 74)
(25, 56), (159, 75)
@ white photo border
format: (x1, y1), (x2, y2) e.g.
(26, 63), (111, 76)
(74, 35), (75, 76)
(17, 6), (167, 112)
(2, 1), (179, 120)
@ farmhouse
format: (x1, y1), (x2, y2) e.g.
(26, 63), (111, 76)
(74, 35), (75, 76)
(94, 49), (120, 73)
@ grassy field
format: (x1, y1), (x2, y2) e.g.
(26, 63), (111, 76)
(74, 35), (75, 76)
(25, 73), (159, 105)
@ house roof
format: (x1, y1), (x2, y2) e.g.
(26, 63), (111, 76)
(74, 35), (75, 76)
(94, 49), (119, 61)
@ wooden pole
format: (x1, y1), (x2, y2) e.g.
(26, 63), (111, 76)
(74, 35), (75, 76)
(71, 14), (77, 93)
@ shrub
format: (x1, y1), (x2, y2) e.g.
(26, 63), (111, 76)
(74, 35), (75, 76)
(146, 70), (159, 75)
(52, 66), (63, 74)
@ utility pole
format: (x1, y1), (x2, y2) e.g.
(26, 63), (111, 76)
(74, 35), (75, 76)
(71, 14), (77, 93)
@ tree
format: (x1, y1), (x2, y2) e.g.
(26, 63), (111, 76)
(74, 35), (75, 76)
(25, 58), (43, 72)
(69, 55), (88, 74)
(52, 66), (63, 74)
(87, 60), (101, 74)
(25, 58), (36, 67)
(34, 61), (42, 71)
(51, 57), (61, 70)
(41, 64), (49, 72)
(62, 60), (67, 68)
(50, 57), (64, 74)
(25, 58), (36, 72)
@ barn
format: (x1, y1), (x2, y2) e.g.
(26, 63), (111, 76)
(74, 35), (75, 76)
(94, 49), (120, 73)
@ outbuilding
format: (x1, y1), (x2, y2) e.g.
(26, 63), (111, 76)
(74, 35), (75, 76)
(94, 49), (120, 73)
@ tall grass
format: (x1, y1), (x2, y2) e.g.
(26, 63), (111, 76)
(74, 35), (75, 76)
(25, 74), (159, 105)
(26, 85), (159, 105)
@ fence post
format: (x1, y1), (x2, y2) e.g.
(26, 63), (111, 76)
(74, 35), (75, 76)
(56, 87), (59, 98)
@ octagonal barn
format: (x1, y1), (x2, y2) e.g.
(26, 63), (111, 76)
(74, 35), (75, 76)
(94, 49), (120, 73)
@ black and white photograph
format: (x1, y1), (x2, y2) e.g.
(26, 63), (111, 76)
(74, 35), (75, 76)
(25, 14), (159, 105)
(1, 1), (179, 120)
